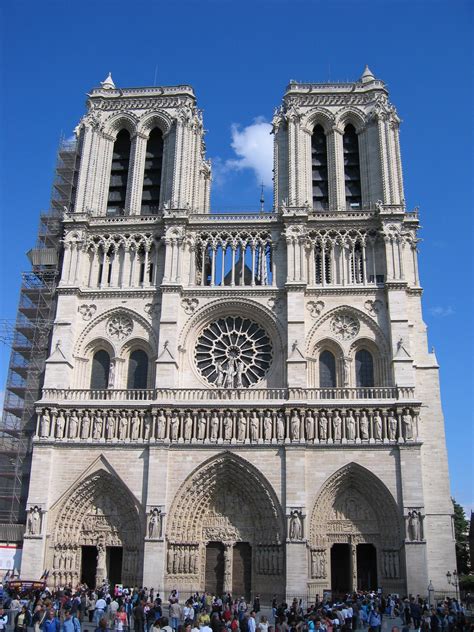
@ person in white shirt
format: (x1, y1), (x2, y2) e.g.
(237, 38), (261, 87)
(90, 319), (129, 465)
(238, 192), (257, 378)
(248, 612), (256, 632)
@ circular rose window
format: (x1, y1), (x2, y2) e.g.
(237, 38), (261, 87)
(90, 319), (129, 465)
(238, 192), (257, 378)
(195, 316), (272, 388)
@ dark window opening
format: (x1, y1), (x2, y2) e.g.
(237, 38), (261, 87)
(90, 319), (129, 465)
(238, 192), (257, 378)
(107, 129), (131, 216)
(320, 350), (337, 388)
(343, 124), (361, 208)
(127, 350), (149, 389)
(91, 350), (110, 390)
(312, 125), (329, 210)
(355, 349), (374, 387)
(141, 128), (163, 215)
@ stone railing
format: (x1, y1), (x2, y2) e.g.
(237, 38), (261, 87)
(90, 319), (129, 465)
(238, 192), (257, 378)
(34, 405), (420, 446)
(40, 386), (415, 404)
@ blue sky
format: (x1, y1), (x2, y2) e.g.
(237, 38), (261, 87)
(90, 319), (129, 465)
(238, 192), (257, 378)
(0, 0), (473, 512)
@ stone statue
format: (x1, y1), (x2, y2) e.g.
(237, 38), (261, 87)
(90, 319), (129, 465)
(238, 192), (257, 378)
(216, 361), (225, 388)
(402, 409), (414, 440)
(106, 412), (115, 440)
(93, 413), (103, 439)
(157, 409), (167, 440)
(108, 360), (116, 389)
(81, 410), (91, 439)
(210, 412), (219, 441)
(96, 537), (107, 585)
(170, 413), (179, 441)
(318, 413), (328, 440)
(276, 412), (285, 441)
(27, 506), (41, 535)
(131, 411), (141, 440)
(237, 411), (247, 441)
(360, 412), (369, 440)
(40, 410), (50, 438)
(263, 411), (272, 441)
(373, 411), (382, 440)
(56, 411), (65, 438)
(289, 510), (303, 540)
(236, 360), (245, 388)
(346, 412), (356, 440)
(388, 412), (397, 440)
(118, 412), (128, 440)
(148, 508), (162, 539)
(224, 359), (236, 388)
(408, 510), (422, 541)
(305, 411), (315, 441)
(333, 412), (342, 441)
(223, 412), (233, 440)
(250, 412), (259, 442)
(68, 411), (79, 439)
(197, 412), (207, 440)
(290, 410), (300, 440)
(343, 356), (351, 387)
(183, 412), (193, 441)
(143, 414), (152, 440)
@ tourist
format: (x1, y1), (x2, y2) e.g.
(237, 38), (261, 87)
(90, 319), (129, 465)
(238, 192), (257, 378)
(248, 612), (256, 632)
(115, 606), (128, 632)
(367, 607), (381, 632)
(41, 609), (60, 632)
(133, 600), (145, 632)
(0, 608), (9, 632)
(258, 616), (269, 632)
(62, 609), (81, 632)
(95, 596), (108, 627)
(169, 599), (182, 631)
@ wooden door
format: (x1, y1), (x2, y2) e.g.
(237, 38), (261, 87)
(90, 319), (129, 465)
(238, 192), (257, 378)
(233, 542), (252, 600)
(205, 542), (225, 595)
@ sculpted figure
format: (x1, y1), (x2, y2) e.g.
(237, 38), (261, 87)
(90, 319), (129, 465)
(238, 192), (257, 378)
(290, 410), (300, 440)
(236, 360), (245, 388)
(333, 412), (342, 441)
(93, 412), (103, 439)
(68, 410), (79, 439)
(170, 413), (179, 441)
(216, 361), (225, 388)
(197, 412), (207, 440)
(250, 411), (259, 442)
(106, 412), (115, 439)
(148, 508), (162, 539)
(305, 411), (315, 441)
(346, 412), (356, 440)
(224, 358), (236, 388)
(118, 412), (128, 440)
(223, 412), (233, 441)
(210, 412), (219, 441)
(131, 410), (141, 440)
(388, 412), (397, 440)
(276, 412), (285, 441)
(143, 413), (152, 440)
(318, 413), (328, 440)
(373, 411), (382, 440)
(402, 409), (414, 440)
(360, 412), (369, 440)
(28, 506), (41, 535)
(56, 411), (66, 438)
(183, 412), (193, 441)
(289, 510), (303, 540)
(157, 409), (167, 440)
(237, 411), (247, 441)
(40, 409), (50, 438)
(408, 510), (422, 541)
(79, 411), (89, 439)
(263, 411), (272, 441)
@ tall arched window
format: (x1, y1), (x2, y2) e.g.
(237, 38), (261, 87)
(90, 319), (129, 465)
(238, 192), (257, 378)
(90, 350), (111, 389)
(343, 124), (361, 209)
(312, 125), (329, 210)
(355, 349), (374, 387)
(127, 350), (148, 389)
(107, 129), (131, 216)
(141, 128), (164, 214)
(319, 350), (337, 387)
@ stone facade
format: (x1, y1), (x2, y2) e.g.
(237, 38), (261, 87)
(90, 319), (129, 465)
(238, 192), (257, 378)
(21, 69), (456, 600)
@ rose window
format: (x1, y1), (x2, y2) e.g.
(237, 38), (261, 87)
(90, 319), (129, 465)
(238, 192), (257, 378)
(107, 314), (133, 340)
(330, 313), (360, 341)
(195, 317), (272, 388)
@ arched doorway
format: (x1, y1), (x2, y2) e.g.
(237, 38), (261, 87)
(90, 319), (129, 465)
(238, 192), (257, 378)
(309, 463), (403, 597)
(48, 468), (144, 588)
(166, 452), (285, 599)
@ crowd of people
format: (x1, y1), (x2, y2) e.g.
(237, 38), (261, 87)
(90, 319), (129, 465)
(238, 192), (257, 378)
(0, 583), (471, 632)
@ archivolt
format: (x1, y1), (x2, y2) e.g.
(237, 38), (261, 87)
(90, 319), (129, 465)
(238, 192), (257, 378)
(167, 452), (285, 545)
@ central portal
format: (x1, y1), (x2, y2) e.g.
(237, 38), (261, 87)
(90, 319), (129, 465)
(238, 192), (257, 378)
(232, 543), (251, 600)
(357, 543), (377, 590)
(331, 543), (351, 595)
(205, 542), (225, 595)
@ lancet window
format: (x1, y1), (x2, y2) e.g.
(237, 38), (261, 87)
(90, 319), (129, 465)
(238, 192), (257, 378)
(343, 124), (362, 209)
(195, 232), (274, 287)
(107, 130), (131, 216)
(311, 125), (329, 210)
(141, 128), (164, 215)
(127, 350), (149, 389)
(319, 350), (337, 388)
(355, 349), (374, 387)
(90, 350), (110, 390)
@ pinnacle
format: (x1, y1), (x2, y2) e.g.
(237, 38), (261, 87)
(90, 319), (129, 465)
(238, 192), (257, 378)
(100, 72), (116, 90)
(360, 65), (375, 83)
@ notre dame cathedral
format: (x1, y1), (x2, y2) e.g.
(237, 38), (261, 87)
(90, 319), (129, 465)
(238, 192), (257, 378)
(18, 67), (456, 600)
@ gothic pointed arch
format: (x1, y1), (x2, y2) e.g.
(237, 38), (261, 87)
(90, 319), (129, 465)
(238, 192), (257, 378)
(47, 456), (144, 587)
(302, 107), (335, 135)
(309, 462), (401, 549)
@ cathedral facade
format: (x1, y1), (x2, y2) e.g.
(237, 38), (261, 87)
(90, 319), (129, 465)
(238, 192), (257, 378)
(20, 68), (455, 600)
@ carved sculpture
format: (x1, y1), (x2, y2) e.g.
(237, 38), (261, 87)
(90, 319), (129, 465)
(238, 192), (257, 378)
(276, 412), (285, 441)
(27, 506), (41, 535)
(68, 411), (79, 439)
(290, 410), (300, 440)
(106, 412), (115, 440)
(402, 409), (414, 440)
(197, 412), (207, 440)
(223, 412), (233, 440)
(360, 412), (369, 440)
(388, 413), (397, 440)
(210, 412), (219, 441)
(148, 508), (162, 539)
(183, 412), (193, 441)
(373, 412), (382, 440)
(157, 409), (166, 440)
(170, 413), (179, 441)
(318, 413), (328, 440)
(289, 510), (303, 540)
(40, 410), (50, 438)
(250, 411), (259, 442)
(346, 412), (356, 440)
(305, 411), (315, 441)
(131, 411), (141, 440)
(56, 411), (65, 439)
(333, 412), (342, 440)
(407, 510), (423, 541)
(93, 412), (102, 439)
(237, 411), (247, 441)
(119, 412), (128, 440)
(263, 411), (272, 441)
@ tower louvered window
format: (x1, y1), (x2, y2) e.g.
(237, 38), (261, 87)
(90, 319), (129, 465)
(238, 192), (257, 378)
(312, 125), (329, 210)
(107, 129), (131, 216)
(141, 128), (164, 214)
(343, 124), (361, 209)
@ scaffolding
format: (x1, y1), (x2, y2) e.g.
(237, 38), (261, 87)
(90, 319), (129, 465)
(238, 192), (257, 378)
(0, 136), (81, 525)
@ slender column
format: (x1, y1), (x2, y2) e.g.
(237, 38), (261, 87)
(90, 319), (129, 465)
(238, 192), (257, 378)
(189, 243), (196, 286)
(240, 245), (245, 286)
(87, 249), (95, 288)
(99, 248), (107, 288)
(371, 241), (377, 283)
(350, 539), (357, 592)
(211, 247), (216, 286)
(251, 244), (256, 286)
(62, 243), (73, 284)
(121, 247), (131, 288)
(398, 240), (405, 280)
(127, 132), (148, 215)
(201, 244), (206, 286)
(271, 244), (277, 286)
(143, 247), (150, 287)
(341, 243), (346, 286)
(221, 245), (226, 286)
(412, 244), (419, 285)
(231, 247), (236, 286)
(175, 239), (182, 283)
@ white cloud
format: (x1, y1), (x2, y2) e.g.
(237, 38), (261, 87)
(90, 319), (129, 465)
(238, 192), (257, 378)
(429, 306), (455, 317)
(212, 117), (273, 188)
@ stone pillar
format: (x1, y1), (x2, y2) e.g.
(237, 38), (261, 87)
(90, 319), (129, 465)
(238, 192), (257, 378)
(127, 132), (148, 215)
(223, 542), (234, 594)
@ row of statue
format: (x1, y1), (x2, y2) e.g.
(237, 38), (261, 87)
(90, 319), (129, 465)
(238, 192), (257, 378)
(311, 549), (327, 579)
(255, 546), (284, 575)
(167, 545), (199, 575)
(37, 407), (417, 443)
(383, 550), (400, 578)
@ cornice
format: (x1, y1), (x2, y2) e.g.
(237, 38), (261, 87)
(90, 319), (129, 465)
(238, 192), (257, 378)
(57, 287), (158, 299)
(181, 287), (282, 298)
